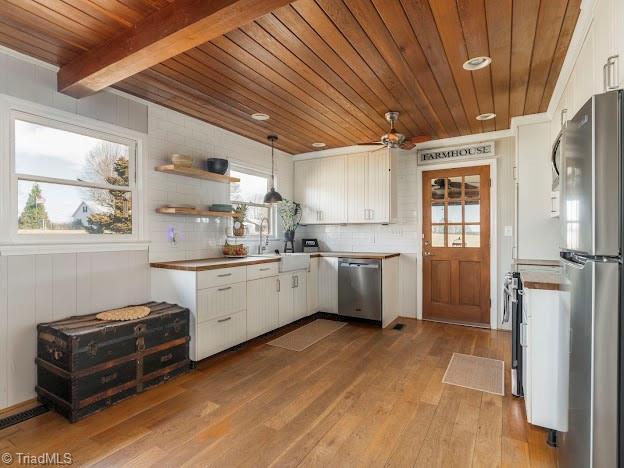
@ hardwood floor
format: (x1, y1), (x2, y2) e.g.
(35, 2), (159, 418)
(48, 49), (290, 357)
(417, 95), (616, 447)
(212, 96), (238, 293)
(0, 318), (556, 467)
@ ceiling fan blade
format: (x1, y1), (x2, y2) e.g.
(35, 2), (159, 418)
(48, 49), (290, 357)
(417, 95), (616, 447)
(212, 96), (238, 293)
(356, 141), (384, 146)
(399, 135), (432, 150)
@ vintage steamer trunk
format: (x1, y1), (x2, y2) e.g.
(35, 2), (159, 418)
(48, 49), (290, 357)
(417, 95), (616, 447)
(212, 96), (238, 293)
(36, 302), (191, 422)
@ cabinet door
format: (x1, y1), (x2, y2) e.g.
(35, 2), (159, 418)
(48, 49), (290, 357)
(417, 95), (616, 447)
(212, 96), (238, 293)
(247, 276), (279, 339)
(317, 156), (347, 223)
(573, 24), (594, 114)
(197, 282), (246, 324)
(346, 153), (368, 223)
(197, 310), (247, 360)
(318, 257), (338, 314)
(278, 273), (295, 327)
(593, 0), (616, 93)
(293, 272), (308, 320)
(295, 159), (320, 224)
(307, 258), (319, 315)
(367, 148), (390, 223)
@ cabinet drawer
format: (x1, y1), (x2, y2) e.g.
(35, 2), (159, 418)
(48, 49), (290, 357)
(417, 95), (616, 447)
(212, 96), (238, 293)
(197, 266), (246, 289)
(197, 282), (246, 323)
(197, 310), (247, 359)
(247, 262), (279, 280)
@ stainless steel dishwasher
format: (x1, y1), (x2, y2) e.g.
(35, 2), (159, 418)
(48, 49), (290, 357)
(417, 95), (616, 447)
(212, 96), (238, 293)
(338, 258), (382, 321)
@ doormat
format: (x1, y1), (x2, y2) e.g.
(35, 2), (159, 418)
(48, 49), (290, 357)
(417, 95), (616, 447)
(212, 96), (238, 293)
(267, 319), (347, 351)
(442, 353), (504, 396)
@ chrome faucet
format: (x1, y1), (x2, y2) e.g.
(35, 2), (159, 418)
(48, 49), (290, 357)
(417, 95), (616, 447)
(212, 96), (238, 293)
(258, 217), (270, 254)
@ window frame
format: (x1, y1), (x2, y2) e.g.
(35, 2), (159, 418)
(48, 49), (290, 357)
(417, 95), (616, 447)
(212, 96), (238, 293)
(9, 110), (140, 243)
(229, 163), (278, 240)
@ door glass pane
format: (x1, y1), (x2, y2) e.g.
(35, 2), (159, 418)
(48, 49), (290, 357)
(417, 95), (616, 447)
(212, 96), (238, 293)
(431, 178), (445, 200)
(465, 174), (480, 198)
(465, 200), (480, 223)
(448, 225), (463, 247)
(448, 176), (462, 199)
(448, 201), (462, 223)
(465, 225), (481, 247)
(432, 225), (445, 247)
(431, 202), (445, 223)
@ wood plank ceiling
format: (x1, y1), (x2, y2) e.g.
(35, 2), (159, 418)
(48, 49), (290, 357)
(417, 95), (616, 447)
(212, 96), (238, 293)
(0, 0), (581, 154)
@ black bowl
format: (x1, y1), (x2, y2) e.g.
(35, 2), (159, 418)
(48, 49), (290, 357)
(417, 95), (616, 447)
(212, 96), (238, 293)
(205, 158), (229, 175)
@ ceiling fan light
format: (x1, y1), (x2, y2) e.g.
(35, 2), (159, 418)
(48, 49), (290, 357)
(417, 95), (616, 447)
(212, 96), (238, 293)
(312, 142), (326, 148)
(463, 56), (492, 71)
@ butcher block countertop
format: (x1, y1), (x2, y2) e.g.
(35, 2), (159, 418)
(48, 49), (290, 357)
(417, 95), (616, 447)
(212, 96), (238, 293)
(310, 252), (400, 259)
(521, 271), (564, 291)
(150, 256), (281, 271)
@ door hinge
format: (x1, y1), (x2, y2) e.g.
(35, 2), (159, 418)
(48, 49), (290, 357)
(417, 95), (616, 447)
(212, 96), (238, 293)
(489, 178), (492, 187)
(489, 298), (492, 307)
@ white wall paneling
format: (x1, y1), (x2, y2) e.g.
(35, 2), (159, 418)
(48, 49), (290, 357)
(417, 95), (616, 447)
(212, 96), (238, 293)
(1, 250), (149, 407)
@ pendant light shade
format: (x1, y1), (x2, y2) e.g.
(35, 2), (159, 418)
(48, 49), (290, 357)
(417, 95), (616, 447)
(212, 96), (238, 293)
(264, 134), (283, 204)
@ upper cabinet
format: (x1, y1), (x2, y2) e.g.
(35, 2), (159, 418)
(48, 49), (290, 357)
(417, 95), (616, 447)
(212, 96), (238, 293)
(294, 155), (347, 224)
(295, 149), (396, 225)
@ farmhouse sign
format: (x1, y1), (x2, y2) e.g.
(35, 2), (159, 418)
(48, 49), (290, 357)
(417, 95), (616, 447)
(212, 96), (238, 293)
(417, 141), (495, 165)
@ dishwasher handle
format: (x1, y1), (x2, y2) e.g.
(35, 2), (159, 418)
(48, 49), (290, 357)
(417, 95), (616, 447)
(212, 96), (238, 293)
(339, 262), (380, 269)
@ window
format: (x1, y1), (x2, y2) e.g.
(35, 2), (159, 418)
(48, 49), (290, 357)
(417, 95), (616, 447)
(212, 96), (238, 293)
(13, 114), (137, 238)
(230, 168), (272, 236)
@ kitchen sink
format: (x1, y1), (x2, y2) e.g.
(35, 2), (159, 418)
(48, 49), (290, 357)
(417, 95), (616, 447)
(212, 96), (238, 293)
(248, 253), (310, 272)
(278, 253), (310, 272)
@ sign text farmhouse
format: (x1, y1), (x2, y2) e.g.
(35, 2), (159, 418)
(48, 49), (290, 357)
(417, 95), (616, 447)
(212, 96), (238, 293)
(417, 141), (495, 165)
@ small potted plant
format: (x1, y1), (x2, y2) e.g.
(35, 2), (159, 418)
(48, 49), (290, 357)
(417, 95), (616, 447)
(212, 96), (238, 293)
(276, 199), (302, 242)
(232, 203), (248, 237)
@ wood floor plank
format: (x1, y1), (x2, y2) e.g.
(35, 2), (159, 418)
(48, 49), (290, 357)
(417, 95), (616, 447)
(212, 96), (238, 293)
(0, 319), (555, 467)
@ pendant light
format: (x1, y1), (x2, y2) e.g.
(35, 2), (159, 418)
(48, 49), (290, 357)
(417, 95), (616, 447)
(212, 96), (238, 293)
(263, 134), (283, 204)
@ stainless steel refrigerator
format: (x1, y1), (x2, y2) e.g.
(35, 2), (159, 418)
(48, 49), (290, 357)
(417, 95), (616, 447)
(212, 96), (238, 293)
(558, 90), (623, 468)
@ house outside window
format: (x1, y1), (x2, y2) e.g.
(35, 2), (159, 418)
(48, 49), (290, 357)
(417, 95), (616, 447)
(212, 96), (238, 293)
(12, 113), (138, 240)
(230, 168), (273, 237)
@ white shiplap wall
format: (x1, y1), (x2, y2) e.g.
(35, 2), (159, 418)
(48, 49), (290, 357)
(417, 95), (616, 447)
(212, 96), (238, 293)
(0, 47), (294, 409)
(297, 138), (515, 328)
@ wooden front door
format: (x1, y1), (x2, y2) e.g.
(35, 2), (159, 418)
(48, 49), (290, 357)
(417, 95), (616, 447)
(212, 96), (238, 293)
(422, 165), (491, 326)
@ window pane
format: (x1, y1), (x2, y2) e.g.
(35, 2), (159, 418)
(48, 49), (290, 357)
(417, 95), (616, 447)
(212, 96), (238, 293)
(432, 225), (445, 247)
(448, 201), (462, 223)
(230, 170), (269, 204)
(448, 225), (463, 247)
(18, 180), (131, 234)
(431, 178), (445, 200)
(448, 176), (462, 199)
(465, 225), (481, 247)
(242, 205), (271, 236)
(431, 202), (445, 223)
(15, 120), (130, 187)
(465, 174), (480, 198)
(465, 200), (480, 223)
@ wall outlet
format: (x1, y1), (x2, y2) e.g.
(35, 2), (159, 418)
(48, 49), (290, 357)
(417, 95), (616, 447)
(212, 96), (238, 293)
(167, 227), (177, 246)
(504, 225), (513, 237)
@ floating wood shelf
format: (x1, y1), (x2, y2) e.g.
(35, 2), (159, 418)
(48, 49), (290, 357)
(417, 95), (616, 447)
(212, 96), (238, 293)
(155, 207), (235, 218)
(155, 164), (240, 183)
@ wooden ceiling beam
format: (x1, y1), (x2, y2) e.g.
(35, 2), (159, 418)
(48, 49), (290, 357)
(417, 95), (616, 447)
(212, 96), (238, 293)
(57, 0), (293, 98)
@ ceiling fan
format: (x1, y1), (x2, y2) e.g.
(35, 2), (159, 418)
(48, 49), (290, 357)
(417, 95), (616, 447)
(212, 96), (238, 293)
(358, 111), (431, 150)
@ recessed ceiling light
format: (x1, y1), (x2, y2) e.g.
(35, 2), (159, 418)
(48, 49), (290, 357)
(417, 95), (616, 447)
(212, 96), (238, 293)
(251, 113), (270, 121)
(312, 142), (326, 148)
(463, 56), (492, 71)
(476, 112), (497, 121)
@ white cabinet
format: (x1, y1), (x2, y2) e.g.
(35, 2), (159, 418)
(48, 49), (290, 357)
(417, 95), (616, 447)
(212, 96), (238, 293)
(307, 257), (319, 315)
(295, 156), (347, 224)
(617, 0), (624, 87)
(522, 286), (568, 432)
(346, 149), (392, 223)
(295, 150), (395, 225)
(278, 270), (308, 327)
(197, 282), (246, 323)
(197, 311), (247, 359)
(516, 121), (560, 260)
(318, 257), (338, 314)
(247, 276), (279, 339)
